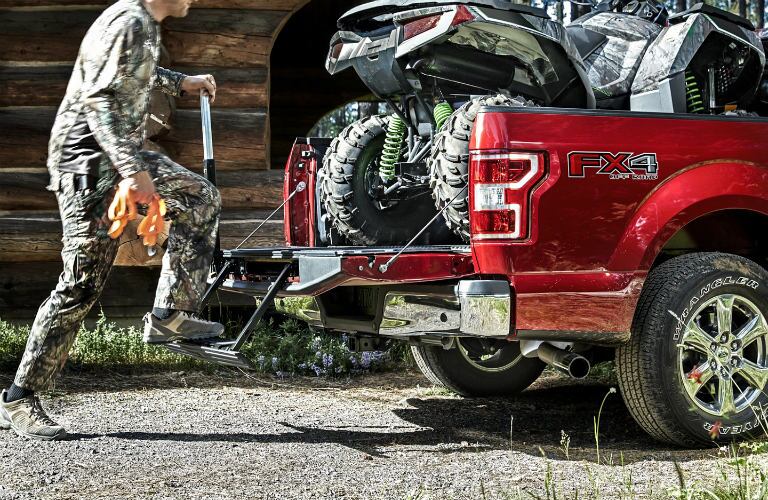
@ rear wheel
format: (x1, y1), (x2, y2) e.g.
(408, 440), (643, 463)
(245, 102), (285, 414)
(411, 339), (545, 396)
(321, 115), (447, 245)
(430, 94), (537, 241)
(617, 253), (768, 446)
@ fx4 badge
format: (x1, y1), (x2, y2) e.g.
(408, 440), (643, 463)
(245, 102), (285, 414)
(568, 152), (659, 180)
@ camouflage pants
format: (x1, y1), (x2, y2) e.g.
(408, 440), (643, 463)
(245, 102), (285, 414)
(14, 151), (221, 391)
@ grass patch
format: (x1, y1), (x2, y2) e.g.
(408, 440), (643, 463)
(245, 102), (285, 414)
(0, 312), (401, 377)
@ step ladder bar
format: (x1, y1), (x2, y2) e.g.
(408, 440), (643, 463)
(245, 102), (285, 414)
(163, 263), (293, 369)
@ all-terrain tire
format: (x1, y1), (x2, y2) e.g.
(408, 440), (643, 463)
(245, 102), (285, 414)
(322, 115), (447, 245)
(429, 94), (537, 241)
(411, 340), (545, 397)
(616, 252), (768, 446)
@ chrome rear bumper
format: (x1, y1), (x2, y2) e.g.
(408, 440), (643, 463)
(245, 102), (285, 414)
(275, 279), (512, 338)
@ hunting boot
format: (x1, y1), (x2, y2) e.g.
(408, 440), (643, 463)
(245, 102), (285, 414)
(0, 390), (67, 441)
(143, 311), (225, 344)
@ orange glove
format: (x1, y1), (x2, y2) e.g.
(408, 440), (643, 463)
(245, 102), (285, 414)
(107, 182), (138, 239)
(137, 196), (167, 248)
(108, 186), (166, 248)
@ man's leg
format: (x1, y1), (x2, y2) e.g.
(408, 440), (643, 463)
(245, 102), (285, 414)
(2, 172), (119, 440)
(140, 152), (225, 343)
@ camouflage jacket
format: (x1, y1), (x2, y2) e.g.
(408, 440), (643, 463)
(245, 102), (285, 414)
(48, 0), (186, 181)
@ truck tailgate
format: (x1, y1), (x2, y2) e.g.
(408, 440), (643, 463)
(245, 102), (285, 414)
(220, 245), (474, 297)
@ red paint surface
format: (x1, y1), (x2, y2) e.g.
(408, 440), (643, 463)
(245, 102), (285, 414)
(283, 141), (318, 247)
(470, 109), (768, 334)
(340, 253), (475, 283)
(279, 111), (768, 337)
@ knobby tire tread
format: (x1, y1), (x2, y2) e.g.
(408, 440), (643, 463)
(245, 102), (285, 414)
(430, 95), (536, 241)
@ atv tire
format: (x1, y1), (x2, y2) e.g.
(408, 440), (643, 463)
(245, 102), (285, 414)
(616, 253), (768, 446)
(322, 115), (448, 245)
(411, 339), (545, 397)
(430, 94), (537, 241)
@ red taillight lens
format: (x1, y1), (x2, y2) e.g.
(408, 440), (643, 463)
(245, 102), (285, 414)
(470, 151), (546, 240)
(452, 5), (475, 26)
(402, 6), (475, 41)
(330, 41), (343, 60)
(403, 14), (442, 40)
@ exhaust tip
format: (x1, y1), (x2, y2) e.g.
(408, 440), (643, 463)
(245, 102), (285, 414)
(535, 342), (591, 379)
(567, 357), (590, 379)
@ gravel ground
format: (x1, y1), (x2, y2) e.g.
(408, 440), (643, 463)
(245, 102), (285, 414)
(0, 369), (764, 499)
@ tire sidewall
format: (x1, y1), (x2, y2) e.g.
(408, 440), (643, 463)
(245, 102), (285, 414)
(429, 340), (544, 396)
(657, 261), (768, 443)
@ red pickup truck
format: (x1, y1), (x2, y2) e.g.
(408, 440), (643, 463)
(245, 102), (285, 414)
(181, 105), (768, 447)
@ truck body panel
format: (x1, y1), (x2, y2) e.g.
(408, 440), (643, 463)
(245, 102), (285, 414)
(232, 108), (768, 342)
(470, 107), (768, 337)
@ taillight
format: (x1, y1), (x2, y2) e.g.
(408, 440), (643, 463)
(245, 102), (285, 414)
(401, 6), (475, 41)
(330, 41), (343, 60)
(470, 151), (546, 240)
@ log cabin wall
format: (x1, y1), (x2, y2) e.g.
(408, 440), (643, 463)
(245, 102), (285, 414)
(0, 0), (370, 318)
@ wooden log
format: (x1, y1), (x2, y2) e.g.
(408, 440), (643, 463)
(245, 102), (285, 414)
(0, 171), (57, 211)
(0, 107), (54, 168)
(158, 108), (269, 170)
(4, 1), (307, 9)
(174, 66), (268, 109)
(0, 7), (288, 63)
(165, 9), (287, 37)
(0, 262), (162, 318)
(0, 169), (283, 211)
(0, 64), (267, 109)
(165, 108), (267, 149)
(0, 209), (285, 263)
(193, 0), (307, 9)
(0, 260), (255, 320)
(216, 170), (283, 209)
(0, 107), (268, 170)
(166, 143), (267, 171)
(163, 32), (270, 67)
(0, 9), (99, 62)
(0, 64), (72, 108)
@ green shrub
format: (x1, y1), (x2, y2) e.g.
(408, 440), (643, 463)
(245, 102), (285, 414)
(0, 313), (400, 377)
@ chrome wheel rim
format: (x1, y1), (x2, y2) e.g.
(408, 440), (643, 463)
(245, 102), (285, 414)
(678, 293), (768, 417)
(457, 338), (523, 373)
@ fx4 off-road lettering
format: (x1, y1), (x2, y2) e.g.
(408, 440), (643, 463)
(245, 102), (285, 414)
(568, 152), (659, 180)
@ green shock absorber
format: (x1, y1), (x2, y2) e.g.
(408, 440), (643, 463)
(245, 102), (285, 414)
(685, 71), (705, 114)
(433, 101), (453, 131)
(379, 115), (406, 183)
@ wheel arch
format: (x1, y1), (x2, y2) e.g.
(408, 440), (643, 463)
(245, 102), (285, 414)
(609, 162), (768, 272)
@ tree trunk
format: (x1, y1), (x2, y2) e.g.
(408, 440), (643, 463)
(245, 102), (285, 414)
(738, 0), (747, 19)
(758, 0), (765, 29)
(676, 0), (686, 12)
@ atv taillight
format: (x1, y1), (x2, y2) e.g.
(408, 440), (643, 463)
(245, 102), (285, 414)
(330, 41), (343, 60)
(401, 6), (475, 41)
(403, 14), (442, 40)
(470, 151), (546, 240)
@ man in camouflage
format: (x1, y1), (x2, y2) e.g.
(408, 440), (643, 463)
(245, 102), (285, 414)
(0, 0), (224, 440)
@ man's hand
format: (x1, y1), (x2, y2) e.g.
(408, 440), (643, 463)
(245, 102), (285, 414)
(120, 170), (156, 204)
(181, 74), (217, 103)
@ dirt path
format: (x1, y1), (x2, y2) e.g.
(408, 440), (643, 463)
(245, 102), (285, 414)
(0, 370), (761, 499)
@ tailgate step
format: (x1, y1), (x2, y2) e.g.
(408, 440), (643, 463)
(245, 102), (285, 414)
(162, 263), (293, 369)
(164, 340), (254, 370)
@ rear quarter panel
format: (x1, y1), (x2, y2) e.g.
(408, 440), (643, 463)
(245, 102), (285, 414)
(470, 108), (768, 336)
